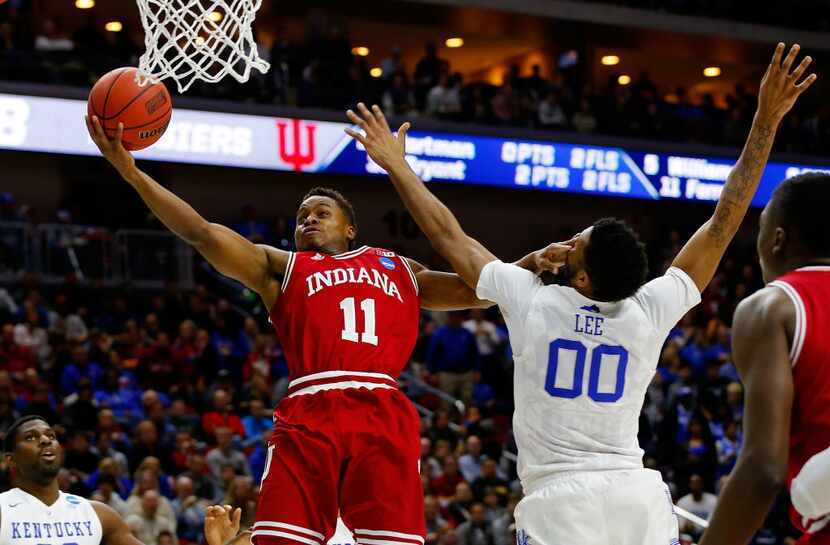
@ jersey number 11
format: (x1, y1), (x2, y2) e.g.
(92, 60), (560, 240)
(339, 297), (378, 346)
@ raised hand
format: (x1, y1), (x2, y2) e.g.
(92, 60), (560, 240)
(757, 43), (817, 122)
(204, 504), (242, 545)
(534, 241), (575, 275)
(84, 115), (135, 175)
(345, 103), (410, 173)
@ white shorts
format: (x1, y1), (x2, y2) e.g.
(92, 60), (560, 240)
(515, 469), (679, 545)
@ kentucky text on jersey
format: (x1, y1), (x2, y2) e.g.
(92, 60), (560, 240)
(305, 266), (403, 302)
(11, 520), (95, 539)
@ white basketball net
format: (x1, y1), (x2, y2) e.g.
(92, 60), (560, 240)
(136, 0), (270, 93)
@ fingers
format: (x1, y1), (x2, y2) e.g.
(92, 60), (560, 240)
(372, 104), (390, 132)
(116, 122), (124, 144)
(781, 43), (800, 72)
(397, 121), (411, 141)
(344, 127), (367, 146)
(357, 102), (377, 130)
(232, 507), (242, 526)
(796, 72), (818, 92)
(346, 109), (367, 131)
(770, 42), (785, 70)
(790, 55), (813, 82)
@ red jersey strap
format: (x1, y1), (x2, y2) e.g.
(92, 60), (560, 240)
(399, 256), (419, 295)
(281, 252), (298, 292)
(769, 279), (807, 366)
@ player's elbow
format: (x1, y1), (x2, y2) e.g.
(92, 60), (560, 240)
(745, 452), (788, 493)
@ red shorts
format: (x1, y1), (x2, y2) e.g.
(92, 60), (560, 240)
(253, 372), (425, 545)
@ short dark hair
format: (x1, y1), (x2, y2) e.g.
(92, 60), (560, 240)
(2, 415), (48, 453)
(301, 187), (358, 249)
(773, 172), (830, 256)
(584, 218), (649, 302)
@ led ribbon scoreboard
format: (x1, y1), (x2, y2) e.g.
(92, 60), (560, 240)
(1, 93), (827, 207)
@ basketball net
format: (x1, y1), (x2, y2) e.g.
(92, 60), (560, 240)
(135, 0), (270, 93)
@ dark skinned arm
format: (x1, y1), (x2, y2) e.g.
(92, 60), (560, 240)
(672, 43), (816, 292)
(698, 287), (795, 545)
(85, 116), (288, 308)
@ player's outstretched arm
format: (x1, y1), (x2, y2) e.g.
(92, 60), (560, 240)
(698, 288), (794, 545)
(205, 505), (251, 545)
(92, 501), (147, 545)
(406, 258), (493, 310)
(671, 43), (816, 292)
(85, 115), (286, 307)
(345, 103), (495, 290)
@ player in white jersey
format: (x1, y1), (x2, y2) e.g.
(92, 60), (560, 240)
(345, 42), (814, 545)
(1, 415), (148, 545)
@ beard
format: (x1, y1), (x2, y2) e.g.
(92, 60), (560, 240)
(540, 263), (572, 286)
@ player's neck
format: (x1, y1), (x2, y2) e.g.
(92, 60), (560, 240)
(16, 479), (61, 506)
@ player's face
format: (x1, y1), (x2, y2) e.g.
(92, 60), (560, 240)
(295, 197), (356, 253)
(550, 227), (591, 290)
(8, 420), (62, 484)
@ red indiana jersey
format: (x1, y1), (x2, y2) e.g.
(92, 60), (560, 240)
(770, 266), (830, 540)
(269, 245), (420, 385)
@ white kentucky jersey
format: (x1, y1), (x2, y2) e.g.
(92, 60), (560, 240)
(0, 488), (103, 545)
(476, 261), (700, 492)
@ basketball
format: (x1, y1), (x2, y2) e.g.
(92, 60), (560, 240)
(87, 67), (172, 151)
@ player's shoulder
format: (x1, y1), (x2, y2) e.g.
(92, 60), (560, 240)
(733, 285), (795, 332)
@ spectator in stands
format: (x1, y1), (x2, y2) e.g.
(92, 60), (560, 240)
(91, 473), (130, 517)
(202, 389), (246, 441)
(34, 18), (73, 52)
(676, 474), (717, 540)
(420, 437), (442, 479)
(63, 378), (98, 431)
(491, 494), (520, 545)
(427, 72), (463, 120)
(455, 503), (495, 545)
(459, 435), (486, 483)
(129, 420), (175, 474)
(380, 46), (404, 80)
(537, 89), (568, 130)
(447, 481), (476, 526)
(60, 345), (102, 395)
(181, 452), (219, 501)
(571, 97), (598, 133)
(63, 431), (98, 480)
(426, 311), (479, 403)
(715, 420), (741, 478)
(125, 489), (177, 545)
(414, 42), (448, 107)
(206, 426), (251, 479)
(171, 475), (206, 544)
(383, 73), (417, 116)
(87, 457), (132, 500)
(428, 409), (461, 450)
(425, 494), (450, 545)
(431, 455), (466, 500)
(472, 459), (509, 504)
(14, 304), (49, 364)
(21, 384), (59, 424)
(241, 397), (271, 447)
(0, 323), (35, 380)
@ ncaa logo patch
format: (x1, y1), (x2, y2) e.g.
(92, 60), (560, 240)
(379, 257), (396, 270)
(66, 495), (81, 506)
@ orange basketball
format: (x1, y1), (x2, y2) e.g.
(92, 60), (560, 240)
(87, 67), (173, 151)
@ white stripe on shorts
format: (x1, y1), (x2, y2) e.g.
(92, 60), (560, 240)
(254, 521), (324, 540)
(354, 530), (425, 544)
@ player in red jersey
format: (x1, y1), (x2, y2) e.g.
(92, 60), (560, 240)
(86, 117), (568, 545)
(700, 171), (830, 545)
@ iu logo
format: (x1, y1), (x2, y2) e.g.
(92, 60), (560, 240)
(277, 118), (316, 172)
